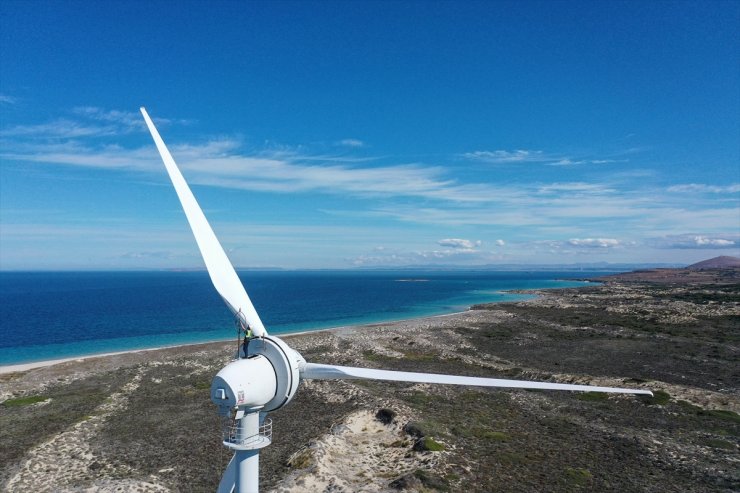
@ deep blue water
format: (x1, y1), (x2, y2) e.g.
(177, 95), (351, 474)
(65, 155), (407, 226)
(0, 270), (607, 365)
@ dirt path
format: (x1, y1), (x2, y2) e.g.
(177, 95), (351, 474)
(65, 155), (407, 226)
(4, 368), (171, 493)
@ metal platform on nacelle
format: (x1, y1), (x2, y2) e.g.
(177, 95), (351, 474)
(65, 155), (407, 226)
(222, 418), (273, 451)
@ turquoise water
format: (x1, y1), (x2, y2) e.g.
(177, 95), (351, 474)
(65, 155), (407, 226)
(0, 270), (602, 366)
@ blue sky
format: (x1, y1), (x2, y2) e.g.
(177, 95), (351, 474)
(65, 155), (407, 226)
(1, 0), (738, 270)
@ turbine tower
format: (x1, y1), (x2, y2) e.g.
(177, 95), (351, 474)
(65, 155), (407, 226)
(140, 108), (652, 493)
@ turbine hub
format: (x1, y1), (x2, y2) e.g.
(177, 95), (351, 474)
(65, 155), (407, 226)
(246, 336), (305, 412)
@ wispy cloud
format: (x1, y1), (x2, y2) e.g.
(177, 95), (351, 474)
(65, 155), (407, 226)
(0, 119), (120, 139)
(0, 94), (17, 104)
(567, 238), (621, 248)
(461, 149), (547, 163)
(72, 107), (147, 130)
(1, 133), (504, 203)
(667, 183), (740, 194)
(351, 245), (498, 267)
(537, 182), (614, 194)
(0, 106), (181, 140)
(1, 142), (159, 170)
(437, 238), (481, 249)
(186, 156), (463, 199)
(650, 234), (738, 249)
(546, 158), (624, 167)
(119, 251), (175, 260)
(3, 109), (739, 265)
(547, 158), (585, 167)
(335, 138), (365, 148)
(0, 110), (644, 213)
(527, 238), (634, 257)
(462, 149), (629, 167)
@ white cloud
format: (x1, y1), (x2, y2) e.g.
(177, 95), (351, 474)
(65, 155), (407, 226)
(437, 238), (481, 249)
(650, 234), (739, 249)
(0, 143), (160, 170)
(537, 182), (613, 194)
(567, 238), (621, 248)
(0, 94), (17, 104)
(352, 246), (495, 267)
(694, 236), (734, 246)
(547, 158), (585, 167)
(336, 138), (365, 148)
(526, 238), (630, 257)
(119, 251), (175, 260)
(461, 149), (546, 163)
(72, 107), (147, 129)
(2, 136), (510, 203)
(667, 183), (740, 194)
(0, 107), (184, 140)
(3, 109), (739, 253)
(7, 108), (740, 268)
(0, 119), (120, 138)
(463, 150), (628, 168)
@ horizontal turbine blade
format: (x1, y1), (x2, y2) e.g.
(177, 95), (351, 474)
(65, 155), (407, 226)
(301, 363), (653, 396)
(140, 107), (267, 337)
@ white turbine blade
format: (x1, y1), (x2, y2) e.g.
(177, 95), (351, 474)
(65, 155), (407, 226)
(217, 453), (236, 493)
(140, 107), (267, 337)
(301, 363), (653, 395)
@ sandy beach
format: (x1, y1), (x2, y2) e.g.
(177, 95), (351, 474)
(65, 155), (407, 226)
(0, 312), (467, 375)
(0, 347), (202, 375)
(1, 273), (738, 492)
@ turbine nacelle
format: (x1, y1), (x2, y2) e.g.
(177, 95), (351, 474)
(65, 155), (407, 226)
(211, 356), (277, 415)
(212, 336), (305, 416)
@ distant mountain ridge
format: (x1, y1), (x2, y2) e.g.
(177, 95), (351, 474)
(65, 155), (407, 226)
(687, 256), (740, 269)
(595, 256), (740, 284)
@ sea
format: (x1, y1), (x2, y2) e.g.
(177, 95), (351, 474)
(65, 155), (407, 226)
(0, 270), (610, 366)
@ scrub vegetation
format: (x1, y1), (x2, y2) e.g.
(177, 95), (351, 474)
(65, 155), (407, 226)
(1, 268), (737, 491)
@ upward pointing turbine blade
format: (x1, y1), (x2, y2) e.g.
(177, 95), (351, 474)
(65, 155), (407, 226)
(140, 108), (267, 337)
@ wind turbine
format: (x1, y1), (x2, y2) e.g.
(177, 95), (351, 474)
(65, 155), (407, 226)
(140, 108), (652, 493)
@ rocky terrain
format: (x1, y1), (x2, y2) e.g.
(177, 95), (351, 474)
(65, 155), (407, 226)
(1, 269), (738, 492)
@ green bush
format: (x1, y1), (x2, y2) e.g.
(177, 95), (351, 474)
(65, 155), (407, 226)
(413, 436), (445, 452)
(700, 409), (740, 423)
(639, 390), (670, 406)
(2, 395), (48, 407)
(564, 467), (593, 486)
(577, 392), (609, 402)
(701, 438), (735, 450)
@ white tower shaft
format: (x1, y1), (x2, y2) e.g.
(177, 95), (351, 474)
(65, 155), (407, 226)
(234, 412), (261, 493)
(218, 411), (271, 493)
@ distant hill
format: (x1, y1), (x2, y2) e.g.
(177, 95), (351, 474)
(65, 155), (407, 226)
(595, 256), (740, 284)
(687, 256), (740, 269)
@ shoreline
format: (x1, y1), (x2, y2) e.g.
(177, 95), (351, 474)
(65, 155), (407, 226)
(0, 310), (467, 375)
(0, 276), (593, 373)
(2, 275), (737, 492)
